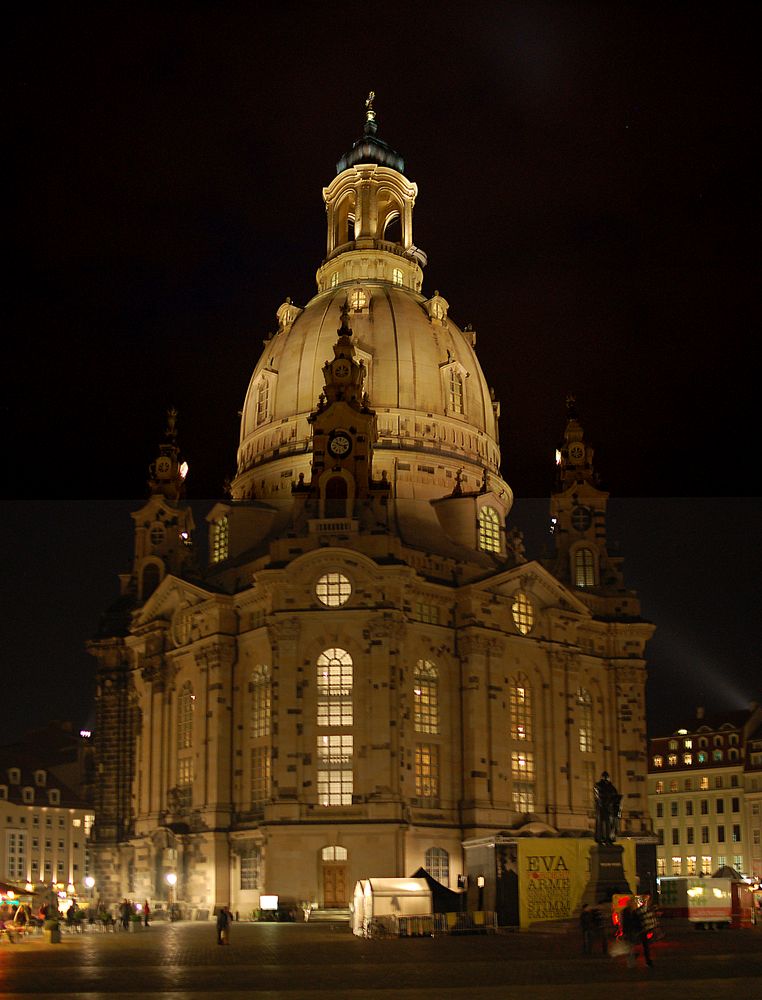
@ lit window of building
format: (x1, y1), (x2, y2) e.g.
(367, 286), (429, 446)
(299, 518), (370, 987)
(574, 548), (596, 588)
(701, 855), (711, 874)
(414, 601), (439, 624)
(686, 856), (697, 875)
(478, 506), (500, 552)
(655, 781), (664, 794)
(256, 380), (270, 425)
(509, 677), (533, 742)
(425, 847), (450, 887)
(250, 665), (271, 738)
(653, 755), (663, 768)
(317, 735), (353, 806)
(317, 648), (353, 727)
(449, 369), (464, 414)
(683, 753), (692, 765)
(392, 267), (403, 286)
(415, 743), (440, 804)
(316, 572), (352, 607)
(671, 857), (682, 875)
(350, 288), (367, 311)
(511, 750), (535, 812)
(668, 754), (678, 766)
(177, 682), (194, 750)
(577, 689), (594, 753)
(700, 777), (709, 790)
(511, 591), (533, 635)
(414, 660), (439, 734)
(211, 515), (229, 563)
(656, 858), (666, 877)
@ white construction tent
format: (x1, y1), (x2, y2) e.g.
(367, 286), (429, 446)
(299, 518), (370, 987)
(352, 877), (433, 937)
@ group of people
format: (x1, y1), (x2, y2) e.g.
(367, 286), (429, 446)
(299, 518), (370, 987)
(580, 896), (657, 968)
(118, 899), (151, 929)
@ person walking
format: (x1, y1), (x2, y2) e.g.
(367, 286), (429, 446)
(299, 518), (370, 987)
(119, 899), (132, 931)
(216, 904), (231, 945)
(143, 901), (150, 927)
(621, 896), (653, 968)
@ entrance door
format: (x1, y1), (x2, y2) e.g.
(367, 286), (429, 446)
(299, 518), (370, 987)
(322, 863), (347, 908)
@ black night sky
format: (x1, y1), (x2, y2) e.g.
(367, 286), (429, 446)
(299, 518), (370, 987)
(4, 2), (760, 743)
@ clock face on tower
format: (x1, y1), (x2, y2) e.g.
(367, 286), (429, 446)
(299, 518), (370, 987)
(332, 360), (351, 381)
(568, 442), (584, 463)
(156, 456), (172, 476)
(328, 432), (352, 458)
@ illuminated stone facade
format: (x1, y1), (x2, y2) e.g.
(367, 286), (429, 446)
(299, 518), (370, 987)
(88, 102), (654, 917)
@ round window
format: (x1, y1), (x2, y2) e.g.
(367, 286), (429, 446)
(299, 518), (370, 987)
(316, 572), (352, 607)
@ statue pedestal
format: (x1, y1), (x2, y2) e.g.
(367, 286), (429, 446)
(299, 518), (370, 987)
(580, 844), (633, 906)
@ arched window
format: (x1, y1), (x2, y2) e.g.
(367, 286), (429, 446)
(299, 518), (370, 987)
(414, 660), (439, 734)
(478, 506), (500, 552)
(511, 592), (533, 635)
(449, 369), (464, 414)
(509, 676), (532, 742)
(317, 649), (353, 806)
(324, 476), (348, 519)
(574, 548), (596, 588)
(577, 688), (593, 753)
(392, 267), (403, 287)
(250, 665), (271, 738)
(424, 847), (450, 887)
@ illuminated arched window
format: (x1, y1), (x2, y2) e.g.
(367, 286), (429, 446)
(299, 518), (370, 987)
(574, 548), (596, 587)
(392, 267), (403, 287)
(511, 591), (533, 635)
(449, 369), (464, 413)
(577, 688), (593, 753)
(331, 272), (339, 287)
(322, 845), (348, 861)
(177, 682), (194, 750)
(478, 506), (500, 552)
(317, 649), (353, 806)
(424, 847), (450, 887)
(414, 660), (439, 734)
(509, 676), (533, 742)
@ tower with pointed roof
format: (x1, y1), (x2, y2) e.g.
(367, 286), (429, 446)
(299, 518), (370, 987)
(89, 99), (654, 926)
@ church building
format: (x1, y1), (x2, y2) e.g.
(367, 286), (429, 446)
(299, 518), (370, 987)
(88, 98), (654, 917)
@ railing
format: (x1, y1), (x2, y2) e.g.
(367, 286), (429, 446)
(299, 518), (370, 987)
(433, 911), (498, 935)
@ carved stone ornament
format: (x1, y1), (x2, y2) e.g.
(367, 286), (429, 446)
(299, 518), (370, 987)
(267, 617), (301, 644)
(172, 606), (192, 648)
(425, 290), (449, 325)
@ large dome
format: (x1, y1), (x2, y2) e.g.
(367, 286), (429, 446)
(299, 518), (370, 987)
(233, 110), (511, 513)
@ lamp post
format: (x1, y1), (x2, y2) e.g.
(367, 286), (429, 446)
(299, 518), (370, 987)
(166, 872), (177, 920)
(84, 875), (95, 904)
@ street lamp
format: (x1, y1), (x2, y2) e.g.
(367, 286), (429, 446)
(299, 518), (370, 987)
(84, 876), (95, 903)
(166, 872), (177, 917)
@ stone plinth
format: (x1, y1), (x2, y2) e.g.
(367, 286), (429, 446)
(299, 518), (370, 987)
(580, 844), (633, 905)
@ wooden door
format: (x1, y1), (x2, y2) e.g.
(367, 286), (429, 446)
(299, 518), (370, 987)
(322, 863), (347, 908)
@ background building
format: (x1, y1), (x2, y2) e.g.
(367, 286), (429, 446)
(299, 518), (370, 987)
(647, 703), (762, 881)
(88, 103), (654, 918)
(0, 731), (94, 898)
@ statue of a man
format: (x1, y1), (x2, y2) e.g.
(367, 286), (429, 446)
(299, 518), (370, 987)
(593, 771), (622, 845)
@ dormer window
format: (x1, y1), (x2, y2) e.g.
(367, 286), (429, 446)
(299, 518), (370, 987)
(34, 770), (46, 787)
(8, 768), (20, 785)
(478, 506), (500, 553)
(48, 789), (60, 805)
(349, 288), (368, 311)
(449, 370), (464, 414)
(256, 380), (270, 425)
(22, 787), (34, 803)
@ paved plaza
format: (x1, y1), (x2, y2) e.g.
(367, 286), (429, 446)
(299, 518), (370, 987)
(1, 919), (760, 1000)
